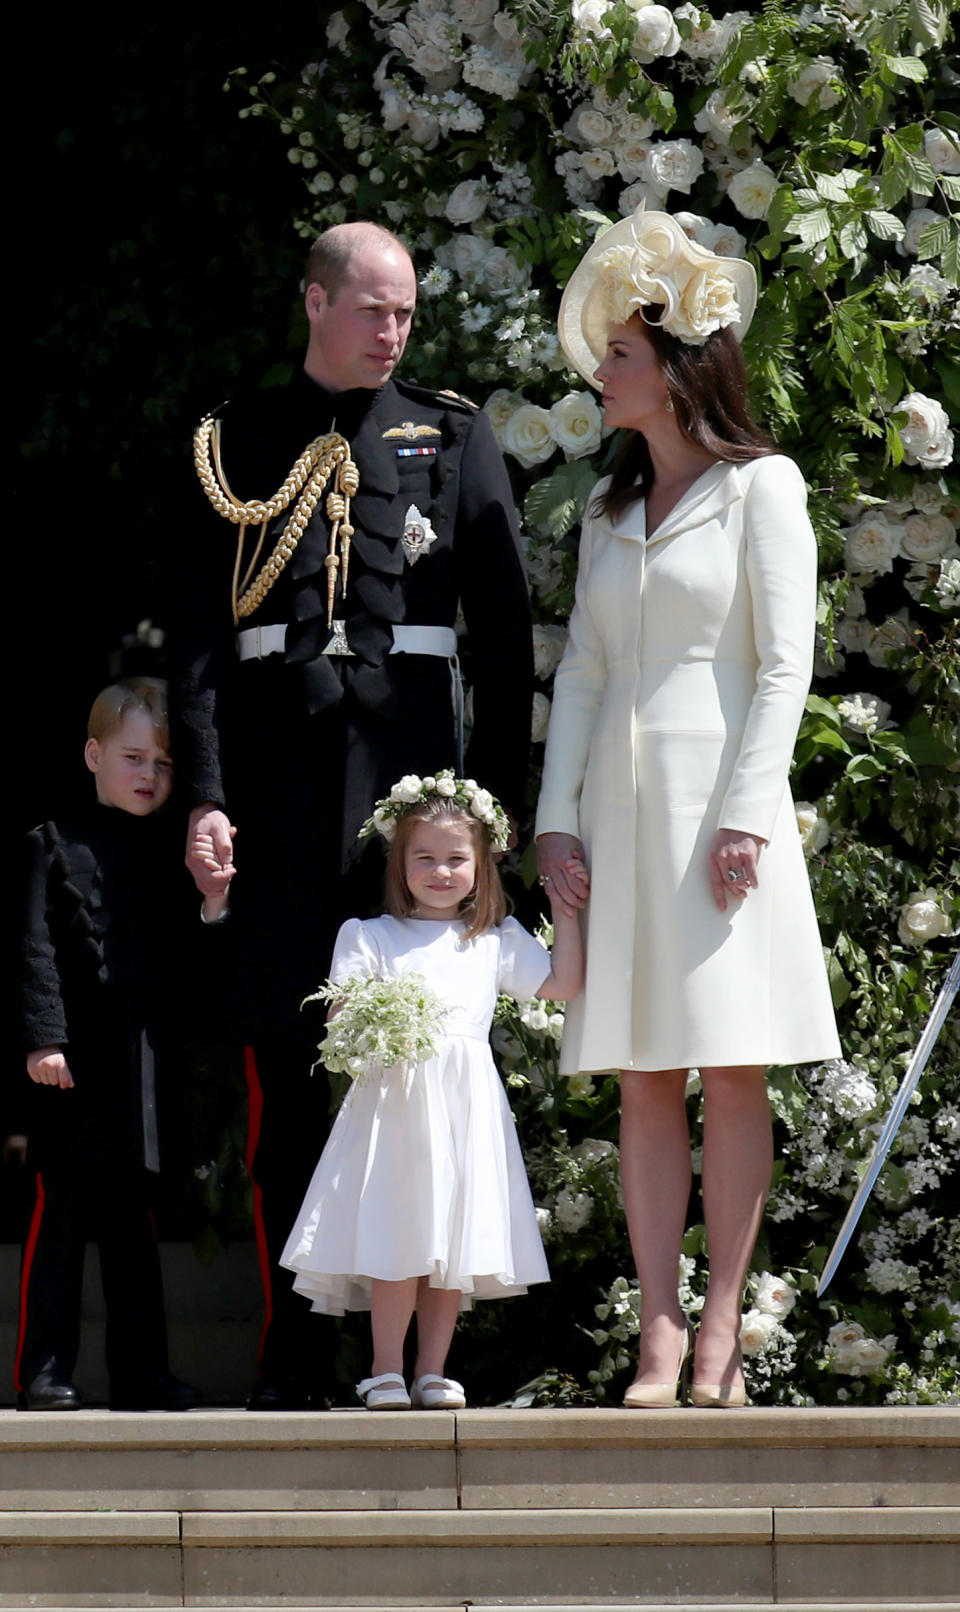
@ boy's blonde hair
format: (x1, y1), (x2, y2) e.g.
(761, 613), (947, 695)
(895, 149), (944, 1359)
(383, 797), (508, 941)
(87, 677), (170, 749)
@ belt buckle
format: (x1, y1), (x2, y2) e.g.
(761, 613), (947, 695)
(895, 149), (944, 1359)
(256, 625), (265, 660)
(329, 620), (351, 656)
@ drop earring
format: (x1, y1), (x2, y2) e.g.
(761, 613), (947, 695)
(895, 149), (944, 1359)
(666, 395), (675, 414)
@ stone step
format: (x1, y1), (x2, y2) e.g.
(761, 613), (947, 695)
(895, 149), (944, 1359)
(1, 1407), (956, 1512)
(2, 1505), (957, 1606)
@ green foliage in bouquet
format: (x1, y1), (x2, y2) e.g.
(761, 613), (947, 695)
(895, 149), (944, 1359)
(307, 973), (449, 1080)
(233, 0), (959, 1403)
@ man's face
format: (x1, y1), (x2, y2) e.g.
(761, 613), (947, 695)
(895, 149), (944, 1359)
(305, 243), (417, 392)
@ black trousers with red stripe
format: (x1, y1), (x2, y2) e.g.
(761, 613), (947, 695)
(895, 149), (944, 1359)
(245, 1039), (338, 1396)
(16, 1161), (168, 1394)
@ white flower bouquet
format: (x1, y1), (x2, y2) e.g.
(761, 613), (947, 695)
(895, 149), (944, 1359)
(306, 972), (448, 1081)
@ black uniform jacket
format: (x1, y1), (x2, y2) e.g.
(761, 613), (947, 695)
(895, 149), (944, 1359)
(20, 807), (187, 1171)
(170, 369), (533, 1037)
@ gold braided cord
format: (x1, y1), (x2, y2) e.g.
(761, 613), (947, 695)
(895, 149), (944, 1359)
(192, 416), (357, 624)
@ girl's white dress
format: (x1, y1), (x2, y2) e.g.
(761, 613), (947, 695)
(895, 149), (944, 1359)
(281, 914), (551, 1315)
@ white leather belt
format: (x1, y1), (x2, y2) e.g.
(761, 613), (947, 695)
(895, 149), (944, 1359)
(237, 622), (458, 661)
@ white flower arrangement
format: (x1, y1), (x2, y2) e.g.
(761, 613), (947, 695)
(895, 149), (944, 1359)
(307, 971), (449, 1081)
(359, 768), (511, 850)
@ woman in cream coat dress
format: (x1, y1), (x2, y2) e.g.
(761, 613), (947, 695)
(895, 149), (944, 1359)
(536, 209), (839, 1409)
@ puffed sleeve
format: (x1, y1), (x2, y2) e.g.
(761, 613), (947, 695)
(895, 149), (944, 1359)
(719, 455), (817, 842)
(21, 827), (68, 1055)
(329, 917), (383, 985)
(496, 916), (552, 1002)
(534, 491), (609, 839)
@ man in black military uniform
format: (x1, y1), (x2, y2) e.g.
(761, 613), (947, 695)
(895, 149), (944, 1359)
(172, 222), (533, 1409)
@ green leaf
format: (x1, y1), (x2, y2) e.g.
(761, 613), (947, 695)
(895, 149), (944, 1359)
(910, 0), (946, 44)
(916, 216), (953, 260)
(865, 210), (906, 242)
(939, 175), (960, 202)
(790, 208), (832, 245)
(816, 173), (853, 204)
(883, 55), (928, 82)
(839, 219), (868, 260)
(827, 953), (851, 1009)
(524, 460), (597, 540)
(845, 754), (888, 782)
(941, 232), (960, 287)
(936, 354), (960, 405)
(805, 694), (843, 725)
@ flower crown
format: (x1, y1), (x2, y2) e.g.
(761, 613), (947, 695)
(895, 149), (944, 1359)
(359, 770), (511, 853)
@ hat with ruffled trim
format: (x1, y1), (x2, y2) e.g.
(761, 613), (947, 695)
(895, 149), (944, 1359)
(559, 205), (757, 388)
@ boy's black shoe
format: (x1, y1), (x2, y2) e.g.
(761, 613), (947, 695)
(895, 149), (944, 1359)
(17, 1370), (82, 1411)
(109, 1372), (202, 1412)
(246, 1373), (314, 1411)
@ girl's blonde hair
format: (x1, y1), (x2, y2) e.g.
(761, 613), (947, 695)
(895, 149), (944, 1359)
(383, 797), (508, 941)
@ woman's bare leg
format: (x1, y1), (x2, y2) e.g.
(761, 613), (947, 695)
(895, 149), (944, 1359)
(413, 1281), (462, 1379)
(695, 1065), (772, 1389)
(370, 1276), (419, 1377)
(620, 1068), (692, 1384)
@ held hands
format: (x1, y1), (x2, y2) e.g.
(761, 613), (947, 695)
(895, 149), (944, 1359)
(536, 832), (590, 920)
(27, 1046), (74, 1090)
(187, 807), (236, 898)
(709, 827), (764, 912)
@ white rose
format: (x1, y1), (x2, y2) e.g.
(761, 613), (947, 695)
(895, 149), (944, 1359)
(521, 1002), (550, 1031)
(896, 392), (955, 470)
(452, 0), (498, 27)
(531, 692), (551, 743)
(580, 148), (617, 181)
(411, 42), (460, 83)
(752, 1271), (797, 1319)
(571, 0), (612, 38)
(901, 207), (941, 257)
(567, 1073), (596, 1099)
(865, 610), (917, 666)
(445, 179), (489, 225)
(616, 133), (654, 182)
(618, 179), (662, 216)
(469, 787), (495, 822)
(925, 127), (960, 176)
(935, 555), (960, 610)
(390, 774), (423, 802)
(615, 110), (655, 143)
(795, 801), (831, 854)
(847, 1336), (892, 1376)
(483, 388), (522, 444)
(843, 511), (904, 574)
(532, 623), (568, 680)
(569, 104), (614, 146)
(642, 138), (704, 196)
(373, 806), (395, 835)
(740, 1308), (779, 1354)
(836, 617), (874, 656)
(629, 3), (680, 62)
(898, 889), (953, 947)
(788, 56), (842, 109)
(674, 263), (741, 342)
(694, 89), (744, 143)
(699, 220), (748, 258)
(549, 391), (604, 459)
(727, 159), (778, 219)
(501, 403), (555, 469)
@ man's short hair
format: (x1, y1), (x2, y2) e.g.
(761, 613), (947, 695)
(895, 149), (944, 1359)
(87, 677), (169, 748)
(304, 222), (412, 302)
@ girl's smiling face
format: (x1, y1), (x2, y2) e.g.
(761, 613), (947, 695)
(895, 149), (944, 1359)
(594, 319), (670, 431)
(404, 816), (477, 920)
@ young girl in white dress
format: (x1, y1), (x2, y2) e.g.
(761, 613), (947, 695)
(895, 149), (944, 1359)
(281, 773), (586, 1410)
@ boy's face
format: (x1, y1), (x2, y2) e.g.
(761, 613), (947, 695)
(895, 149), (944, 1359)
(84, 709), (173, 816)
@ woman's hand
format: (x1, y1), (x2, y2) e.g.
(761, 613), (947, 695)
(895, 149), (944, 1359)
(709, 828), (764, 912)
(536, 832), (589, 919)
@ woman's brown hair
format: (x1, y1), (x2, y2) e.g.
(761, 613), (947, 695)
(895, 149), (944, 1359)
(383, 797), (508, 941)
(595, 315), (772, 524)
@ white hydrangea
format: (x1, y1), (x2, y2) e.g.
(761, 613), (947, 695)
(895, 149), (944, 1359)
(819, 1058), (878, 1119)
(866, 1258), (921, 1295)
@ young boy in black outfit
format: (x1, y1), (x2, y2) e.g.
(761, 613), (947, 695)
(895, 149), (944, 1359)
(17, 677), (226, 1410)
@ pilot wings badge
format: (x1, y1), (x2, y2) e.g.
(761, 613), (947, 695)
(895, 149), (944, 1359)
(401, 505), (439, 564)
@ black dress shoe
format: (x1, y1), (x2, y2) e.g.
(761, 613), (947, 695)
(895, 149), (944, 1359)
(246, 1374), (313, 1412)
(17, 1370), (82, 1411)
(109, 1372), (203, 1412)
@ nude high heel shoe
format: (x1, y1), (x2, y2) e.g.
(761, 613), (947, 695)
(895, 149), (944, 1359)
(691, 1345), (746, 1408)
(623, 1319), (694, 1409)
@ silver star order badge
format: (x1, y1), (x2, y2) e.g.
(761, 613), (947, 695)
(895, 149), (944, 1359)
(401, 504), (439, 565)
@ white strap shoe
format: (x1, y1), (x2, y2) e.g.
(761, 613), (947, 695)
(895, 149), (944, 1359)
(411, 1374), (466, 1409)
(356, 1373), (411, 1410)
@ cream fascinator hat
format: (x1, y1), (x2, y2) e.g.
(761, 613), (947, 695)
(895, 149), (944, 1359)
(558, 205), (758, 389)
